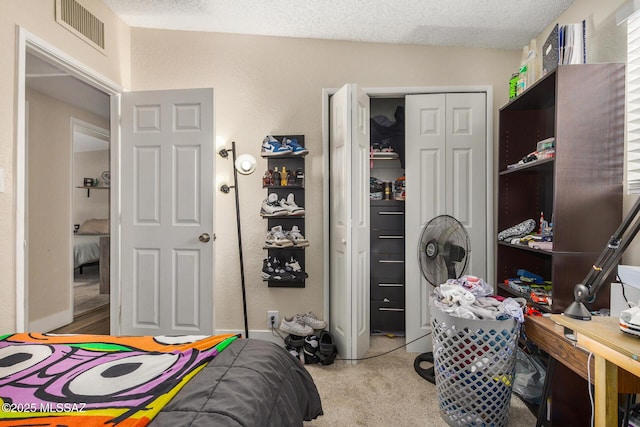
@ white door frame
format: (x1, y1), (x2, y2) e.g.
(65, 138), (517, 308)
(322, 85), (494, 346)
(15, 27), (121, 332)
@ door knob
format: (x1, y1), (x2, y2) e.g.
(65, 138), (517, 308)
(341, 238), (347, 244)
(199, 233), (211, 243)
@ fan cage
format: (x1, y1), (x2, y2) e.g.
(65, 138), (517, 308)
(418, 215), (470, 286)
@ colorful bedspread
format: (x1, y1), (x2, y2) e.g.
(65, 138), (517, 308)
(0, 333), (238, 426)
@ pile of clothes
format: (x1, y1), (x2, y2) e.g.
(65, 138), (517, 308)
(431, 276), (525, 323)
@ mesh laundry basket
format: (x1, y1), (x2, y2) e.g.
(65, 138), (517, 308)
(429, 301), (521, 427)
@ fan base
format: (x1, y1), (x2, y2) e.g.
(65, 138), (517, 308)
(413, 352), (436, 384)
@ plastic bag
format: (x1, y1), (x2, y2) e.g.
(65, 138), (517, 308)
(513, 348), (546, 404)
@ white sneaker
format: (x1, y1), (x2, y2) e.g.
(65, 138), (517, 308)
(279, 315), (314, 336)
(285, 225), (309, 247)
(279, 198), (305, 215)
(301, 312), (326, 330)
(266, 225), (294, 247)
(261, 193), (288, 216)
(284, 256), (308, 280)
(282, 193), (305, 216)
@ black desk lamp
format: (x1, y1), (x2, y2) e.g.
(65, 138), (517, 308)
(564, 196), (640, 320)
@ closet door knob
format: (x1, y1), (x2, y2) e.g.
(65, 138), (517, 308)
(341, 238), (347, 244)
(199, 233), (211, 243)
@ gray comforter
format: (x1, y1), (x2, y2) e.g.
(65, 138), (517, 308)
(151, 338), (323, 427)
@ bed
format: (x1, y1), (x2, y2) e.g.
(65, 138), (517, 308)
(0, 333), (323, 427)
(73, 234), (102, 270)
(74, 219), (111, 293)
(74, 219), (110, 269)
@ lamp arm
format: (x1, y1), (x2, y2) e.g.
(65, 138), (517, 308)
(566, 196), (640, 319)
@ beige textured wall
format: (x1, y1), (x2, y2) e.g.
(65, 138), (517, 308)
(26, 88), (109, 326)
(129, 28), (520, 332)
(0, 0), (129, 331)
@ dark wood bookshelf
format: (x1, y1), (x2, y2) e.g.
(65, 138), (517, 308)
(497, 63), (625, 426)
(497, 63), (624, 313)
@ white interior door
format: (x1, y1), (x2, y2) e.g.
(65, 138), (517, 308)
(404, 92), (486, 353)
(119, 88), (215, 336)
(329, 84), (370, 360)
(445, 93), (486, 279)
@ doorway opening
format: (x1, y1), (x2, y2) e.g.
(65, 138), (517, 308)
(16, 27), (120, 333)
(71, 119), (111, 321)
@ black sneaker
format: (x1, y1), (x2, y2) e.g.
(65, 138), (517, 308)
(303, 334), (321, 364)
(262, 257), (295, 281)
(261, 257), (275, 280)
(285, 334), (305, 348)
(285, 344), (300, 359)
(317, 330), (338, 365)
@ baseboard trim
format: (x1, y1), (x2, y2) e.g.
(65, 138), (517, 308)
(29, 309), (73, 332)
(215, 329), (285, 345)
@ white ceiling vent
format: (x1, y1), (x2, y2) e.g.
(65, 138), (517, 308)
(55, 0), (105, 53)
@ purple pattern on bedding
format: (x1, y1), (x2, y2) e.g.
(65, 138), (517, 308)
(0, 342), (216, 410)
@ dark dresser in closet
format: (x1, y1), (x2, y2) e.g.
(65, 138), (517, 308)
(370, 200), (405, 333)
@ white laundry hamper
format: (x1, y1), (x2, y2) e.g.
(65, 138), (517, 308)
(429, 301), (521, 427)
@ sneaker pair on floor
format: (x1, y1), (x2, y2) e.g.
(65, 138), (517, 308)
(286, 334), (320, 364)
(265, 225), (309, 248)
(262, 256), (307, 281)
(279, 312), (326, 336)
(262, 135), (309, 157)
(260, 193), (305, 217)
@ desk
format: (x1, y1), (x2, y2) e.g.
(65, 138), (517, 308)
(551, 314), (640, 427)
(525, 315), (640, 425)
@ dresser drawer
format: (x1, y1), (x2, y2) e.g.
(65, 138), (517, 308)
(371, 282), (404, 301)
(370, 253), (404, 281)
(371, 300), (405, 332)
(370, 230), (405, 254)
(371, 203), (405, 230)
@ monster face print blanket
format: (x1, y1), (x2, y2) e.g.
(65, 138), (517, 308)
(0, 333), (238, 427)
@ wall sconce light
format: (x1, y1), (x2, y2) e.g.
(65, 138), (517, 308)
(220, 183), (233, 193)
(218, 147), (231, 158)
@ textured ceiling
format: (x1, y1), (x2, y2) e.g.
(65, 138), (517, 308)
(101, 0), (575, 50)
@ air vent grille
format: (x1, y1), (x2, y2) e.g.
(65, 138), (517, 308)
(56, 0), (105, 53)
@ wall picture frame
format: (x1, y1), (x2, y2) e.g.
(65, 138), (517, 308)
(101, 171), (111, 187)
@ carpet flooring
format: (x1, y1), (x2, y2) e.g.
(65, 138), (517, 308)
(74, 266), (109, 316)
(304, 335), (536, 426)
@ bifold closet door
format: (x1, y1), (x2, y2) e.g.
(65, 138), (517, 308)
(404, 92), (487, 353)
(329, 83), (371, 361)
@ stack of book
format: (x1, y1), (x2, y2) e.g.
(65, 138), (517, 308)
(535, 137), (555, 161)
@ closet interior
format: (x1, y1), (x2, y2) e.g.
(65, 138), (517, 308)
(369, 97), (406, 336)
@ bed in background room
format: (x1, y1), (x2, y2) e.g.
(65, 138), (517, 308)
(73, 234), (102, 271)
(0, 333), (323, 427)
(73, 218), (111, 293)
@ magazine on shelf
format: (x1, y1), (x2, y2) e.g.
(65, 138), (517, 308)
(542, 20), (586, 76)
